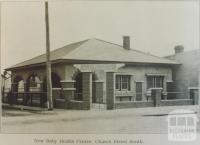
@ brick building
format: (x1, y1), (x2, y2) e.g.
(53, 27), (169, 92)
(4, 37), (195, 110)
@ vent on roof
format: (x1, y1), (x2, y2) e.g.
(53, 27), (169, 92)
(123, 36), (130, 50)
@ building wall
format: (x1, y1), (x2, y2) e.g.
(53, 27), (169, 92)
(118, 65), (172, 100)
(167, 50), (200, 99)
(10, 62), (174, 108)
(72, 63), (173, 102)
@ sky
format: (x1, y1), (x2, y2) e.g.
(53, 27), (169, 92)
(1, 0), (199, 72)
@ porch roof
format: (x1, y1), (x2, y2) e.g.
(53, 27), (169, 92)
(6, 38), (180, 70)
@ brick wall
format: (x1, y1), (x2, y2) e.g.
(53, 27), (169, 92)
(160, 99), (193, 106)
(115, 101), (154, 109)
(68, 100), (85, 110)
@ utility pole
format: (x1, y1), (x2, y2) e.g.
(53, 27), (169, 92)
(45, 1), (53, 110)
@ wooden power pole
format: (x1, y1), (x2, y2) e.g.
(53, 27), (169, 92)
(45, 1), (53, 110)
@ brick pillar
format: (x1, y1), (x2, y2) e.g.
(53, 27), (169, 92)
(23, 82), (27, 105)
(162, 77), (168, 100)
(151, 88), (162, 107)
(82, 72), (92, 110)
(106, 72), (115, 110)
(60, 80), (76, 101)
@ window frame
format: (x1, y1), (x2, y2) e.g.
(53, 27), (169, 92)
(147, 76), (164, 89)
(115, 74), (131, 91)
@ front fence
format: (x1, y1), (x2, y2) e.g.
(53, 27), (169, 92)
(2, 87), (197, 109)
(114, 90), (195, 109)
(6, 91), (47, 107)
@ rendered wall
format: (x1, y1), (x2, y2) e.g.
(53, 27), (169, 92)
(167, 50), (200, 99)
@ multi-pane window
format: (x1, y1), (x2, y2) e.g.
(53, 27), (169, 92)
(115, 75), (131, 91)
(147, 76), (164, 89)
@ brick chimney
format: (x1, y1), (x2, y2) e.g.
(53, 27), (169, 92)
(174, 45), (184, 54)
(123, 36), (130, 50)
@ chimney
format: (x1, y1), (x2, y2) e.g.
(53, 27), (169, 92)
(123, 36), (130, 50)
(174, 45), (184, 54)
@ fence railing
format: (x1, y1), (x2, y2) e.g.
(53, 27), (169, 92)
(2, 89), (47, 107)
(164, 91), (188, 100)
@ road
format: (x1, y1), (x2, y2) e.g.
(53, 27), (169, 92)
(1, 105), (200, 134)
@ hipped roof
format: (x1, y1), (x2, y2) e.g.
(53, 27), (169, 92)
(6, 38), (179, 70)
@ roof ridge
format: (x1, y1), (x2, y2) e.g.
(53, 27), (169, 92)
(93, 38), (177, 63)
(60, 39), (90, 59)
(93, 38), (123, 47)
(52, 39), (89, 53)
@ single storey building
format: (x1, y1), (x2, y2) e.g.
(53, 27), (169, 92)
(4, 36), (194, 110)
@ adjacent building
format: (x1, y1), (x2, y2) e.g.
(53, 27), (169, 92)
(166, 46), (200, 104)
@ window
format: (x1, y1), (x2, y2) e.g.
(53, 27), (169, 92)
(147, 76), (164, 89)
(115, 75), (131, 91)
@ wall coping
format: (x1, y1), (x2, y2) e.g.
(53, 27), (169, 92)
(52, 88), (76, 91)
(60, 80), (76, 83)
(52, 88), (62, 90)
(115, 101), (153, 104)
(150, 88), (163, 90)
(188, 87), (200, 90)
(81, 71), (92, 73)
(93, 80), (104, 83)
(70, 100), (83, 103)
(161, 99), (192, 102)
(135, 81), (144, 83)
(63, 88), (76, 91)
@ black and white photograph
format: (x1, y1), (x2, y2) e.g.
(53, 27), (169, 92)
(0, 0), (200, 144)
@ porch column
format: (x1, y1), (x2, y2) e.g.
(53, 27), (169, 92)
(23, 81), (27, 105)
(38, 81), (45, 106)
(10, 83), (17, 105)
(106, 72), (115, 110)
(151, 88), (162, 107)
(82, 71), (92, 110)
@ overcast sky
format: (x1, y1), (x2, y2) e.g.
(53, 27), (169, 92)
(1, 0), (199, 72)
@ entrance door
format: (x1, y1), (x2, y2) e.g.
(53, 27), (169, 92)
(136, 82), (142, 101)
